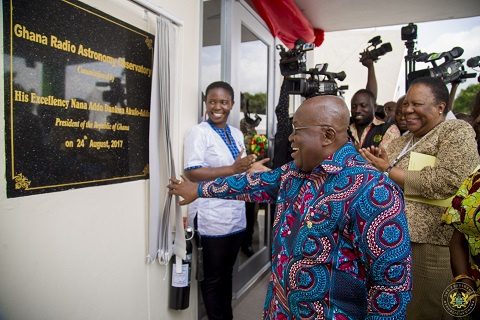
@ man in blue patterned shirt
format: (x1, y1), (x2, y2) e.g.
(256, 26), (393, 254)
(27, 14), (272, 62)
(169, 95), (412, 319)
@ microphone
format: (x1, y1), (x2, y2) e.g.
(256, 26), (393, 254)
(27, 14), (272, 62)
(467, 56), (480, 68)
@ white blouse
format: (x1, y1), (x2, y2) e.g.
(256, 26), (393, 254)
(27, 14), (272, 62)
(183, 121), (246, 237)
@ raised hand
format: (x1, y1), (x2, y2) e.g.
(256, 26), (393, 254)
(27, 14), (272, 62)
(359, 146), (389, 172)
(360, 57), (374, 67)
(231, 147), (257, 174)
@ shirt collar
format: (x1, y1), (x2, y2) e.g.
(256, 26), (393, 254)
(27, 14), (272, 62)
(311, 141), (358, 176)
(207, 120), (230, 132)
(371, 117), (386, 126)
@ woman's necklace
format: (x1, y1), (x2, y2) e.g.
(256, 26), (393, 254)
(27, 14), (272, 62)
(389, 130), (434, 169)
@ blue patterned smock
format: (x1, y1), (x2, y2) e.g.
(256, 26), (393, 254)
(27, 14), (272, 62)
(198, 142), (412, 319)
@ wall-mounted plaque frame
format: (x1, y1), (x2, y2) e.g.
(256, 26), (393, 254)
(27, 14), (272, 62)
(3, 0), (154, 197)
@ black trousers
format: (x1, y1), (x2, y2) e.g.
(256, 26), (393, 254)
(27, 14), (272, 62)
(242, 202), (256, 248)
(200, 231), (244, 320)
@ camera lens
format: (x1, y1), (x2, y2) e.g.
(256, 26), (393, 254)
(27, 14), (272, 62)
(402, 25), (415, 35)
(380, 43), (393, 54)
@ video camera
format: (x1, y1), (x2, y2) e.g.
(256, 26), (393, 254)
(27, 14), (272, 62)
(278, 39), (347, 99)
(96, 77), (126, 107)
(467, 56), (480, 82)
(401, 23), (418, 42)
(277, 39), (314, 76)
(467, 56), (480, 69)
(407, 47), (476, 84)
(283, 64), (347, 99)
(359, 36), (392, 62)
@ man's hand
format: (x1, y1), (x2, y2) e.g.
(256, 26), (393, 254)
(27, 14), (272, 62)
(360, 57), (374, 67)
(248, 158), (271, 173)
(167, 175), (199, 205)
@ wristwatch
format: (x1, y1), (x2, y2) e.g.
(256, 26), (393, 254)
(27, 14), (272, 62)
(384, 165), (393, 177)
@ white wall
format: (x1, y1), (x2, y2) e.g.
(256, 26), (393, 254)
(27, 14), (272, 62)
(313, 28), (406, 106)
(0, 1), (201, 319)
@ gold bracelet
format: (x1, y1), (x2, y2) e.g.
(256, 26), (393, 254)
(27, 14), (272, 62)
(453, 274), (475, 283)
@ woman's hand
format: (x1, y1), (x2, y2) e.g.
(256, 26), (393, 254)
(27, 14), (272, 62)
(231, 148), (257, 174)
(353, 140), (361, 151)
(359, 146), (390, 172)
(167, 175), (199, 205)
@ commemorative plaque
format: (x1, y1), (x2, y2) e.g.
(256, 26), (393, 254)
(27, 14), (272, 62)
(3, 0), (154, 197)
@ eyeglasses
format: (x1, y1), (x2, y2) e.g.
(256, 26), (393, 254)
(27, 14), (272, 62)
(291, 124), (330, 135)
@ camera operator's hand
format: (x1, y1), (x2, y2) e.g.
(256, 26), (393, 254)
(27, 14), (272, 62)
(361, 57), (378, 98)
(360, 57), (374, 67)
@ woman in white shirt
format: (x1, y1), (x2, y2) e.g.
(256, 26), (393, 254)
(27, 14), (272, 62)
(183, 81), (268, 319)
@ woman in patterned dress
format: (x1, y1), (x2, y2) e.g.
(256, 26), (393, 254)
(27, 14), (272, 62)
(360, 77), (479, 319)
(442, 168), (480, 319)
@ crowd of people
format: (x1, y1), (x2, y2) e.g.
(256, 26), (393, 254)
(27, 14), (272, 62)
(168, 53), (480, 319)
(360, 77), (479, 319)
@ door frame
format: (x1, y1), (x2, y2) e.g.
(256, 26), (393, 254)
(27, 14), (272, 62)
(225, 0), (276, 299)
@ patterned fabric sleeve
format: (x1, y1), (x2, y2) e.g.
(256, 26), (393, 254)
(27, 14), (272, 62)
(442, 172), (476, 226)
(198, 166), (284, 203)
(442, 169), (480, 241)
(442, 169), (480, 292)
(357, 176), (412, 318)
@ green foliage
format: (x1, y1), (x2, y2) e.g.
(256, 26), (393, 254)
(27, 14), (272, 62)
(243, 92), (267, 114)
(453, 83), (480, 114)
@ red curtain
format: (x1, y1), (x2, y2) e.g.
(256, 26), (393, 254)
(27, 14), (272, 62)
(252, 0), (324, 49)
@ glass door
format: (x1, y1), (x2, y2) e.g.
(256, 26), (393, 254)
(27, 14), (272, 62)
(199, 0), (276, 310)
(229, 0), (275, 299)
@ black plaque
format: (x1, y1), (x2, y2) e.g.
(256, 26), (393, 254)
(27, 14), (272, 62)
(3, 0), (154, 197)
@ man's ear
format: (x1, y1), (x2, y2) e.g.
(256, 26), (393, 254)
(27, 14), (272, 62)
(323, 128), (336, 145)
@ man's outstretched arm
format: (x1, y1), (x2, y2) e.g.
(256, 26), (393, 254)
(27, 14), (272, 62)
(168, 167), (282, 205)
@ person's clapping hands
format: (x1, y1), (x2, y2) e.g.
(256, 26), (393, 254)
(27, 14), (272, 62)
(353, 140), (361, 151)
(359, 146), (389, 172)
